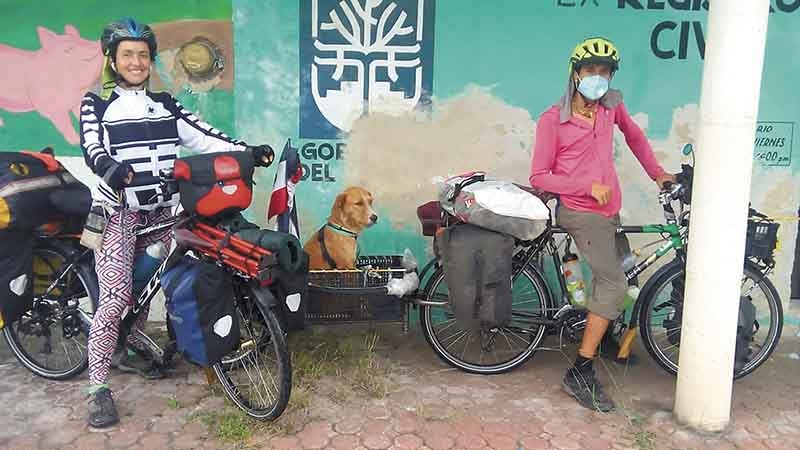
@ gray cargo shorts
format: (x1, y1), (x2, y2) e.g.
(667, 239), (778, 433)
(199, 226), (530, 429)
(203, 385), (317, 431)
(556, 206), (631, 321)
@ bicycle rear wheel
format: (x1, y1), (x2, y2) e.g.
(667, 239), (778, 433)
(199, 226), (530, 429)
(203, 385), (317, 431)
(3, 242), (98, 380)
(213, 285), (291, 420)
(419, 262), (552, 375)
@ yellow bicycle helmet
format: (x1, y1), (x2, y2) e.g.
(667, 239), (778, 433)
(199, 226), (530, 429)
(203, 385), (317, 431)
(569, 36), (620, 74)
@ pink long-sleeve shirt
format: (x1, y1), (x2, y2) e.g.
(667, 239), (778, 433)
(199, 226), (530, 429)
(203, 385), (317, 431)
(529, 102), (665, 217)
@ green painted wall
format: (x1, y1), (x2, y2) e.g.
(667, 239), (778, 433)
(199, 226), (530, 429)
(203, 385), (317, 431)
(234, 0), (799, 303)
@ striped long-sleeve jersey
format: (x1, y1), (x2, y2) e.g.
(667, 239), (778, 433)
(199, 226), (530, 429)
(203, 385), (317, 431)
(79, 86), (248, 210)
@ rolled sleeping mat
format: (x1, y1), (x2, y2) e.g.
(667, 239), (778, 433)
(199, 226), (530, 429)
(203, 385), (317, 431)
(234, 228), (305, 273)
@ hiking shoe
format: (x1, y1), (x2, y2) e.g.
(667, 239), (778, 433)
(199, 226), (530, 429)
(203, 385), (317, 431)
(562, 367), (616, 412)
(111, 345), (166, 380)
(88, 387), (119, 428)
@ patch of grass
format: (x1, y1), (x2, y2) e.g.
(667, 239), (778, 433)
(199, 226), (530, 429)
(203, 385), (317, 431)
(216, 411), (252, 443)
(288, 328), (391, 402)
(166, 396), (181, 409)
(191, 411), (216, 427)
(351, 332), (388, 398)
(289, 329), (360, 384)
(633, 429), (656, 450)
(190, 409), (252, 443)
(288, 385), (312, 410)
(252, 416), (303, 438)
(627, 411), (647, 427)
(617, 407), (660, 450)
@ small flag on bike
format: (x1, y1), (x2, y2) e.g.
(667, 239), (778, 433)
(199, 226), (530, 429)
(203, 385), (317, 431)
(267, 138), (303, 239)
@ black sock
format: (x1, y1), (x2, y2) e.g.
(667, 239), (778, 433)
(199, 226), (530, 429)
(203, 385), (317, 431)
(573, 355), (594, 373)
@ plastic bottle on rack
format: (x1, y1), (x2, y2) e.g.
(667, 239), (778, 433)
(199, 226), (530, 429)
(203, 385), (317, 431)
(562, 251), (586, 307)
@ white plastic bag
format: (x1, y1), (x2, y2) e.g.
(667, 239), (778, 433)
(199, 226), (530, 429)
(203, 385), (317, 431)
(439, 175), (550, 241)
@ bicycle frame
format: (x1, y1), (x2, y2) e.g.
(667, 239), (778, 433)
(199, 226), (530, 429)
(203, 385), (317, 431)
(119, 211), (283, 363)
(503, 165), (691, 324)
(506, 211), (688, 330)
(117, 215), (184, 361)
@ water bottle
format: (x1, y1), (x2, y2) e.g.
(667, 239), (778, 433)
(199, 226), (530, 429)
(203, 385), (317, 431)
(622, 285), (640, 311)
(562, 251), (586, 307)
(621, 252), (636, 273)
(133, 242), (167, 296)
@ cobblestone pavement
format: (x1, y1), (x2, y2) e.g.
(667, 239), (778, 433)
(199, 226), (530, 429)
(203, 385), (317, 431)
(2, 323), (800, 450)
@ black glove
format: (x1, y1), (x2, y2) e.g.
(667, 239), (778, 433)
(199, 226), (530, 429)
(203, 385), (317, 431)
(103, 161), (134, 190)
(250, 145), (275, 167)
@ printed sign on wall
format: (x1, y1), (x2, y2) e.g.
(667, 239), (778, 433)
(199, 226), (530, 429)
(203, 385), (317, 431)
(299, 0), (435, 139)
(754, 121), (793, 167)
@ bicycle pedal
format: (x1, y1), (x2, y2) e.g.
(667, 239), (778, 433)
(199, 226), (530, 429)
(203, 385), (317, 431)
(602, 353), (639, 366)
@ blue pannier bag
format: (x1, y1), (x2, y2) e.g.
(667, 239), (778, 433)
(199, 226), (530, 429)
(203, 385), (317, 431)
(161, 256), (240, 366)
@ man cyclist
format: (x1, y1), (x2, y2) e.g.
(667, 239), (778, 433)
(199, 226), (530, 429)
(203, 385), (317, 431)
(530, 36), (675, 412)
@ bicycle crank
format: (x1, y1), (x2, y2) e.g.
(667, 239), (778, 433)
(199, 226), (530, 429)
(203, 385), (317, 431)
(561, 310), (587, 343)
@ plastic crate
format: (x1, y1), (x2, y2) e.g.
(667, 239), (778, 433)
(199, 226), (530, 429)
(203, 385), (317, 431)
(745, 219), (779, 264)
(305, 255), (408, 327)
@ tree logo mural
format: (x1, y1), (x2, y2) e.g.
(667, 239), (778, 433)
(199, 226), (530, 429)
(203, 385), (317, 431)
(300, 0), (435, 139)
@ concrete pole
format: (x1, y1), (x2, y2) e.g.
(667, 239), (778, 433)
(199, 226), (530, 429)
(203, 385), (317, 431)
(673, 0), (770, 432)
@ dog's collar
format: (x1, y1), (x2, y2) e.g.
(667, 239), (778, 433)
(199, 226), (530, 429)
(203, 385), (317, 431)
(325, 222), (359, 238)
(318, 223), (361, 269)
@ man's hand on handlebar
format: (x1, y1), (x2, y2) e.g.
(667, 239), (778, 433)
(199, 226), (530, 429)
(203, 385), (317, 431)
(655, 172), (676, 189)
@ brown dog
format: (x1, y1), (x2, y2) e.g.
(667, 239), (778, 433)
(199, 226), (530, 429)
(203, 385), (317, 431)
(304, 186), (378, 269)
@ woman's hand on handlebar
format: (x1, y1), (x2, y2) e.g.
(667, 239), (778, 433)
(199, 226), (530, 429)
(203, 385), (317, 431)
(157, 168), (178, 198)
(249, 145), (275, 167)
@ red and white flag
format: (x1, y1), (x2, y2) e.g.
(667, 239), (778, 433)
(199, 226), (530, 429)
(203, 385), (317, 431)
(267, 139), (303, 238)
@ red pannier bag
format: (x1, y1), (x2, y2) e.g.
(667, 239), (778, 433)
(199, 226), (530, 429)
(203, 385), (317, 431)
(174, 152), (254, 218)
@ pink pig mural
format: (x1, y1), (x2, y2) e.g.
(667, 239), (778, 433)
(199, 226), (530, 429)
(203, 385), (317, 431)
(0, 25), (103, 145)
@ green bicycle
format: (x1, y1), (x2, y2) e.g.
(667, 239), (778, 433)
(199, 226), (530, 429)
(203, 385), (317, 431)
(418, 144), (783, 379)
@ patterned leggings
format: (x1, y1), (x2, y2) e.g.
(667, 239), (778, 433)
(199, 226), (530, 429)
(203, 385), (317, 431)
(87, 207), (172, 387)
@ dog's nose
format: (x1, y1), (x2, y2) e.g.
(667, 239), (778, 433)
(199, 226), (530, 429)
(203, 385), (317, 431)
(370, 214), (378, 223)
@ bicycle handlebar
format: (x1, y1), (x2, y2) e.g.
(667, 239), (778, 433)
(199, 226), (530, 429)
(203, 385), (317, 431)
(157, 168), (178, 199)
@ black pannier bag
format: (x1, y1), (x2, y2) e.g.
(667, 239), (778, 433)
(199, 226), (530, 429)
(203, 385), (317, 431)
(436, 223), (514, 330)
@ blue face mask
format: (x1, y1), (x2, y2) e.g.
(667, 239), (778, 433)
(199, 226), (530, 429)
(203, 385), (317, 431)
(576, 75), (610, 101)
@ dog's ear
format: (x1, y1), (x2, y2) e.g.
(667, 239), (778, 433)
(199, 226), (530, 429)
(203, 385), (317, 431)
(330, 193), (347, 220)
(334, 193), (347, 210)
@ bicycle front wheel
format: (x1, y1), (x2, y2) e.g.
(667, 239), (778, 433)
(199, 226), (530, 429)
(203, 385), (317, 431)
(213, 285), (291, 420)
(638, 260), (783, 380)
(419, 263), (552, 375)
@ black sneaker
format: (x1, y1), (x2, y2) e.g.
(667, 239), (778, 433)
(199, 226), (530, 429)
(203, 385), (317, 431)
(88, 387), (119, 428)
(110, 345), (166, 380)
(562, 367), (616, 412)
